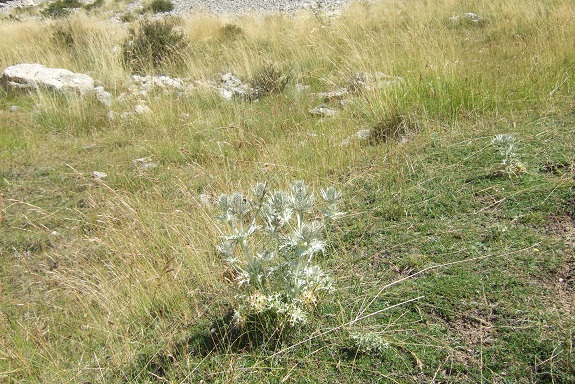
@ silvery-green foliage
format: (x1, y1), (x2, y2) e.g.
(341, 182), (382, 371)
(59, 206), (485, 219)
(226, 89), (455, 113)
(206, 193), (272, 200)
(492, 134), (517, 160)
(321, 186), (344, 219)
(349, 330), (389, 354)
(216, 180), (343, 329)
(491, 134), (526, 176)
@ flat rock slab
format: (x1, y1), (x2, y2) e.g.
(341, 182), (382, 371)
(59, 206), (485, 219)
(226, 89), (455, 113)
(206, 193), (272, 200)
(2, 63), (95, 95)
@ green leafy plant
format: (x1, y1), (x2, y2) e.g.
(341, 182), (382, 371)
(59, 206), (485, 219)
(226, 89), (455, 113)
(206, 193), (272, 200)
(122, 17), (188, 75)
(492, 134), (526, 176)
(215, 181), (343, 345)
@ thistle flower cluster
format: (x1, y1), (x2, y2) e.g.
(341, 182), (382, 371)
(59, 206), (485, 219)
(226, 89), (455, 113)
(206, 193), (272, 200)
(492, 134), (526, 176)
(216, 181), (343, 328)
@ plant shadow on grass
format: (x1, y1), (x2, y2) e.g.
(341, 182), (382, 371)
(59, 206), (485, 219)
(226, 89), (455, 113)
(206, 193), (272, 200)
(124, 307), (301, 381)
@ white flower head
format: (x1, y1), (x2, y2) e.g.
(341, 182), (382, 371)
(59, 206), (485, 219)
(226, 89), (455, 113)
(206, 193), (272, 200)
(287, 305), (308, 325)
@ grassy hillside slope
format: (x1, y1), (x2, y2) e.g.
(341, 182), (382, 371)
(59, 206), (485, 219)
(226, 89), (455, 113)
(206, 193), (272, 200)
(1, 0), (574, 382)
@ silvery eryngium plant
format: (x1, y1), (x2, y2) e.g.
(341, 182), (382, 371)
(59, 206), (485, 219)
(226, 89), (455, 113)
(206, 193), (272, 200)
(492, 134), (526, 177)
(216, 181), (343, 339)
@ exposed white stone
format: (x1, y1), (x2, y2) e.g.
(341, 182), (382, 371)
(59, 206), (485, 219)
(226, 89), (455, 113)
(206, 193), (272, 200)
(218, 72), (253, 100)
(450, 12), (483, 23)
(356, 129), (372, 140)
(132, 156), (157, 171)
(92, 171), (108, 180)
(318, 88), (348, 101)
(219, 88), (234, 101)
(134, 103), (151, 114)
(2, 63), (95, 95)
(94, 86), (112, 107)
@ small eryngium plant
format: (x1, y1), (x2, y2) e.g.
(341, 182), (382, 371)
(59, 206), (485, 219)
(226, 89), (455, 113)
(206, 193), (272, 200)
(216, 181), (343, 340)
(492, 134), (526, 177)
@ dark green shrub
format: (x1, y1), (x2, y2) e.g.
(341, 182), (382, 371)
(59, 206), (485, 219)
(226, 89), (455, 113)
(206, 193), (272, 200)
(143, 0), (174, 14)
(41, 0), (82, 18)
(218, 23), (244, 40)
(122, 17), (188, 75)
(251, 63), (289, 99)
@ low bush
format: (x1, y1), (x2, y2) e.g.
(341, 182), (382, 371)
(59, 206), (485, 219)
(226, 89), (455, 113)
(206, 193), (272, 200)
(218, 23), (245, 40)
(122, 17), (188, 75)
(251, 63), (290, 99)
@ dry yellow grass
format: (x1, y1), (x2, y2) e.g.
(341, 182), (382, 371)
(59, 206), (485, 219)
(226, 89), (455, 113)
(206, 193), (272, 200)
(1, 0), (575, 381)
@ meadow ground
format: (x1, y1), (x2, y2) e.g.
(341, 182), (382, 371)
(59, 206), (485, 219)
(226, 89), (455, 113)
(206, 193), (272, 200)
(1, 0), (575, 382)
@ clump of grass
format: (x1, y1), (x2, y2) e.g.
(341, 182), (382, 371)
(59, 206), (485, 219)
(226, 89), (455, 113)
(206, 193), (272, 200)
(251, 63), (290, 99)
(218, 23), (244, 41)
(143, 0), (174, 14)
(370, 109), (417, 144)
(49, 17), (93, 59)
(122, 17), (188, 75)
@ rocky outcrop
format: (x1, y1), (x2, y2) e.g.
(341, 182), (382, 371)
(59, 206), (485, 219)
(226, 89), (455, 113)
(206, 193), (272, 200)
(218, 72), (254, 100)
(1, 63), (111, 105)
(129, 74), (195, 97)
(2, 63), (95, 94)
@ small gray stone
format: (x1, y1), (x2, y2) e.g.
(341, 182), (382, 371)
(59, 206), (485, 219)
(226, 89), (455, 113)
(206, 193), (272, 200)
(219, 88), (234, 100)
(463, 12), (482, 22)
(317, 88), (348, 102)
(132, 157), (157, 171)
(134, 103), (151, 114)
(356, 129), (371, 140)
(92, 171), (108, 180)
(309, 106), (337, 117)
(221, 73), (242, 88)
(94, 86), (112, 107)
